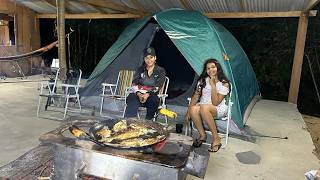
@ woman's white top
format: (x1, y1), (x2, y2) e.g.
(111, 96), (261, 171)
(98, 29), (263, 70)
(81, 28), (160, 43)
(198, 77), (230, 118)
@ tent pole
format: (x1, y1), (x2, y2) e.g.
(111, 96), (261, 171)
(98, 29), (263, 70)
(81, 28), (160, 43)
(288, 12), (309, 104)
(56, 0), (67, 80)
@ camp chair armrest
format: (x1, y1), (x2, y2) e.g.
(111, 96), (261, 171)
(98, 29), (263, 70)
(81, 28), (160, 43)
(61, 83), (80, 96)
(158, 94), (168, 98)
(101, 83), (117, 87)
(61, 83), (80, 88)
(38, 82), (53, 94)
(158, 94), (168, 108)
(124, 86), (134, 95)
(39, 93), (64, 98)
(39, 81), (50, 87)
(101, 83), (118, 96)
(100, 94), (125, 99)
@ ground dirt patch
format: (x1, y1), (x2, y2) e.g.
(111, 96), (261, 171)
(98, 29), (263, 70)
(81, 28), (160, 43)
(304, 115), (320, 160)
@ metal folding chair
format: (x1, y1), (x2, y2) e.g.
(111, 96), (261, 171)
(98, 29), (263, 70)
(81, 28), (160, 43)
(37, 68), (60, 117)
(151, 76), (170, 124)
(60, 69), (82, 119)
(100, 70), (135, 117)
(37, 68), (82, 120)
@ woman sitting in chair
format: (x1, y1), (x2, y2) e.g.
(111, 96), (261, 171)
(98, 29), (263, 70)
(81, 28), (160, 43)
(124, 47), (166, 120)
(185, 59), (230, 152)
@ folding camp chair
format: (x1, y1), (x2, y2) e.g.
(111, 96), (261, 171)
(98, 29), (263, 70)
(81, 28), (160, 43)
(37, 68), (60, 117)
(185, 84), (233, 148)
(151, 76), (170, 124)
(100, 70), (135, 117)
(60, 69), (82, 119)
(37, 69), (82, 120)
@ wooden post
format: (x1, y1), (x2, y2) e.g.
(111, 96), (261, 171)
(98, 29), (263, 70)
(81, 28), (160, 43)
(0, 20), (10, 45)
(288, 13), (309, 104)
(57, 0), (67, 79)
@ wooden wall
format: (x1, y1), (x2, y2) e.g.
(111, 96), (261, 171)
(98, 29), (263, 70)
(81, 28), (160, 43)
(0, 0), (41, 77)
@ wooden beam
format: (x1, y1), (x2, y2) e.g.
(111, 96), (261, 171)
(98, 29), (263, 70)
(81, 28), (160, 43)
(288, 13), (309, 104)
(80, 0), (145, 15)
(180, 0), (192, 10)
(36, 10), (318, 19)
(204, 10), (317, 18)
(304, 0), (320, 12)
(36, 13), (141, 19)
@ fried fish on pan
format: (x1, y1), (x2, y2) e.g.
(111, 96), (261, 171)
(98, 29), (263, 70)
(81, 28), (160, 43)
(96, 127), (112, 139)
(112, 120), (127, 132)
(100, 129), (146, 143)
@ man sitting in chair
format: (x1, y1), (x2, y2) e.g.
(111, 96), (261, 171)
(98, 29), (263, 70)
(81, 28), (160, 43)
(185, 59), (230, 153)
(124, 47), (166, 120)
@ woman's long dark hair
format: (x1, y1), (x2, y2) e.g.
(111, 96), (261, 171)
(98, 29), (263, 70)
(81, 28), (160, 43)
(195, 59), (230, 98)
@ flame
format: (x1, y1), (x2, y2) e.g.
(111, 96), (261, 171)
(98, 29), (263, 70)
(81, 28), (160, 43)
(70, 126), (85, 137)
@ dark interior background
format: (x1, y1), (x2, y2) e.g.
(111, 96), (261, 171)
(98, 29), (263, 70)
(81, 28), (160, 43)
(150, 28), (195, 99)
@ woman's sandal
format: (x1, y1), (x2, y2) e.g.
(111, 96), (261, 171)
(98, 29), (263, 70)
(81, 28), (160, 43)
(209, 143), (222, 152)
(192, 138), (206, 147)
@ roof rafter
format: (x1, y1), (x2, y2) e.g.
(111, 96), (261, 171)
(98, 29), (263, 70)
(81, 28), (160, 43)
(79, 0), (145, 15)
(35, 10), (317, 19)
(205, 11), (317, 18)
(304, 0), (320, 12)
(36, 13), (141, 19)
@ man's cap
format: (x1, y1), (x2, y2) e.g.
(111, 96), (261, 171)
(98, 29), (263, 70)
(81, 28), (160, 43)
(144, 47), (156, 57)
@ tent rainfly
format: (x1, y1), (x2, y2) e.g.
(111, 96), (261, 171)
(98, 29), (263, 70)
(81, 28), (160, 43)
(81, 9), (260, 131)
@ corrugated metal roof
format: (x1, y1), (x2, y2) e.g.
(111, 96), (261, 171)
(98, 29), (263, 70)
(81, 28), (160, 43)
(13, 0), (312, 15)
(16, 0), (55, 14)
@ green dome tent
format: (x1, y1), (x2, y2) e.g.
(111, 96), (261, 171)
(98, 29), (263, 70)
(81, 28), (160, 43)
(81, 9), (260, 129)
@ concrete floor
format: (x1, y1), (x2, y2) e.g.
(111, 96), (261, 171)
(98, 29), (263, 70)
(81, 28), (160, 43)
(0, 79), (60, 166)
(0, 77), (319, 179)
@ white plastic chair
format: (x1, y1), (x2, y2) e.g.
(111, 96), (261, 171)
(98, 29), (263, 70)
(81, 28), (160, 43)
(100, 70), (135, 117)
(185, 84), (233, 148)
